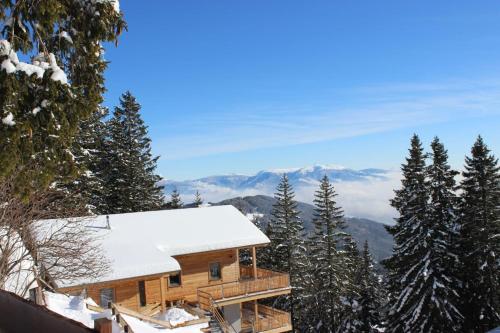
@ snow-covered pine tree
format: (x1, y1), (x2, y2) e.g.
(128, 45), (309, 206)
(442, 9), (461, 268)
(338, 241), (384, 333)
(384, 135), (463, 332)
(101, 92), (164, 213)
(458, 136), (500, 332)
(194, 190), (203, 206)
(169, 188), (183, 209)
(0, 0), (125, 198)
(358, 241), (383, 332)
(306, 175), (349, 332)
(268, 174), (309, 330)
(60, 107), (109, 214)
(424, 137), (463, 329)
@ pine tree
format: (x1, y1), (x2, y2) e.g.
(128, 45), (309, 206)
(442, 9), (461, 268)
(307, 175), (348, 331)
(60, 107), (109, 213)
(424, 137), (463, 328)
(268, 174), (309, 330)
(102, 92), (164, 213)
(347, 241), (383, 332)
(194, 190), (203, 206)
(385, 135), (460, 332)
(0, 1), (125, 198)
(458, 136), (500, 332)
(169, 188), (183, 209)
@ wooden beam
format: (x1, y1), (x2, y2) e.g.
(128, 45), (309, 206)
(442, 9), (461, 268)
(112, 303), (172, 328)
(254, 300), (259, 330)
(252, 246), (257, 278)
(159, 275), (166, 312)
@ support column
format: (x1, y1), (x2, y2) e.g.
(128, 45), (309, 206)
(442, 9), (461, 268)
(252, 246), (257, 278)
(160, 275), (166, 312)
(254, 300), (259, 331)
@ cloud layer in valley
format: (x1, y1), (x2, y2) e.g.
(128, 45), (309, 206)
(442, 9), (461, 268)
(161, 165), (401, 224)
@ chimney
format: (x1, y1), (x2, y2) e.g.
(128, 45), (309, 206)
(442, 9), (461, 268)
(94, 318), (112, 333)
(106, 215), (110, 229)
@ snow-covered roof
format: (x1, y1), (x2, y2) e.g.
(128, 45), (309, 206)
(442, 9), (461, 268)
(56, 205), (269, 288)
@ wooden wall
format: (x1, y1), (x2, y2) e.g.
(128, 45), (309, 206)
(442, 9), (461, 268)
(59, 248), (239, 311)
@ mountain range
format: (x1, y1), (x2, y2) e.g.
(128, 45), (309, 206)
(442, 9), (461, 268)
(212, 195), (394, 264)
(160, 164), (400, 223)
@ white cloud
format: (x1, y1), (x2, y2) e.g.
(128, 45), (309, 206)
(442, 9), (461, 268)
(156, 78), (500, 160)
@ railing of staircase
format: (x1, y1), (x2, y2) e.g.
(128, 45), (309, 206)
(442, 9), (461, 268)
(197, 291), (239, 333)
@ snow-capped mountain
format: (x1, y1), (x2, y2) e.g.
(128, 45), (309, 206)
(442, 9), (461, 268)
(159, 165), (400, 223)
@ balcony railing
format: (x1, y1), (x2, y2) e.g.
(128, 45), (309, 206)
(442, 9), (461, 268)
(242, 303), (292, 332)
(197, 267), (290, 309)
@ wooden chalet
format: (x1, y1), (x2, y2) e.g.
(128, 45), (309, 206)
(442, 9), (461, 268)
(54, 205), (292, 333)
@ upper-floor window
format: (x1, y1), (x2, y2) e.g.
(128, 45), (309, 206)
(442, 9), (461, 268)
(99, 288), (115, 307)
(169, 273), (181, 287)
(209, 262), (221, 281)
(138, 280), (146, 306)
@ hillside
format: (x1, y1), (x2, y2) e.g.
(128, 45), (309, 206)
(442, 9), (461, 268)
(214, 195), (394, 264)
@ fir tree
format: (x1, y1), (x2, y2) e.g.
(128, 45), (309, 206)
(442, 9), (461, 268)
(307, 175), (348, 331)
(458, 136), (500, 332)
(194, 190), (203, 206)
(169, 188), (183, 209)
(424, 137), (463, 329)
(101, 92), (164, 213)
(341, 241), (383, 333)
(384, 135), (463, 332)
(268, 174), (308, 330)
(60, 107), (109, 214)
(0, 1), (125, 198)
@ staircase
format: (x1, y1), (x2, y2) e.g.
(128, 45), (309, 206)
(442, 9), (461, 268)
(208, 314), (224, 333)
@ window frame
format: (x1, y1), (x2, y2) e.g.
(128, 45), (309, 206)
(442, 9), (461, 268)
(208, 262), (222, 281)
(168, 272), (182, 288)
(99, 287), (115, 308)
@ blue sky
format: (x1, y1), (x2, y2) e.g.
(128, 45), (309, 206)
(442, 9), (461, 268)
(103, 1), (500, 180)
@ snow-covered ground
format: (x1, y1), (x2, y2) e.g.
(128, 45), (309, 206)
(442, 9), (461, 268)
(44, 291), (111, 329)
(43, 291), (208, 333)
(155, 307), (198, 326)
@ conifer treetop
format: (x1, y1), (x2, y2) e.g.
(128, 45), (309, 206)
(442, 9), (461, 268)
(0, 0), (126, 197)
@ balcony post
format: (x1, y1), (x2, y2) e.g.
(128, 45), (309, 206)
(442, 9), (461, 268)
(160, 275), (166, 312)
(252, 246), (257, 278)
(254, 300), (259, 331)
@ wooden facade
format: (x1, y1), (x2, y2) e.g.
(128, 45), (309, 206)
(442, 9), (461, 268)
(59, 248), (239, 311)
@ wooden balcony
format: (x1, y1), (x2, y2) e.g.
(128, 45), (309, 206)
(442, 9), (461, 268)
(242, 303), (292, 333)
(197, 267), (291, 309)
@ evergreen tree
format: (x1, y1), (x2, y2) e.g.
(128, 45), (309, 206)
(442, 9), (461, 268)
(458, 136), (500, 332)
(424, 137), (463, 328)
(60, 107), (109, 213)
(0, 1), (125, 198)
(102, 92), (164, 213)
(194, 190), (203, 206)
(385, 135), (460, 332)
(307, 175), (348, 332)
(340, 241), (383, 333)
(268, 174), (309, 330)
(169, 188), (183, 209)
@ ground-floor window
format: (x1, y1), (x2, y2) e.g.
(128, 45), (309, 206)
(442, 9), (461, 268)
(169, 272), (181, 287)
(99, 288), (115, 307)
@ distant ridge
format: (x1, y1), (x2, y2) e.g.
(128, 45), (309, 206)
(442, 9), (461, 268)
(212, 195), (394, 264)
(160, 165), (398, 223)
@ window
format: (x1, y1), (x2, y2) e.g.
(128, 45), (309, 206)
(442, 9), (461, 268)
(209, 262), (221, 281)
(138, 280), (146, 307)
(169, 273), (181, 287)
(99, 288), (115, 308)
